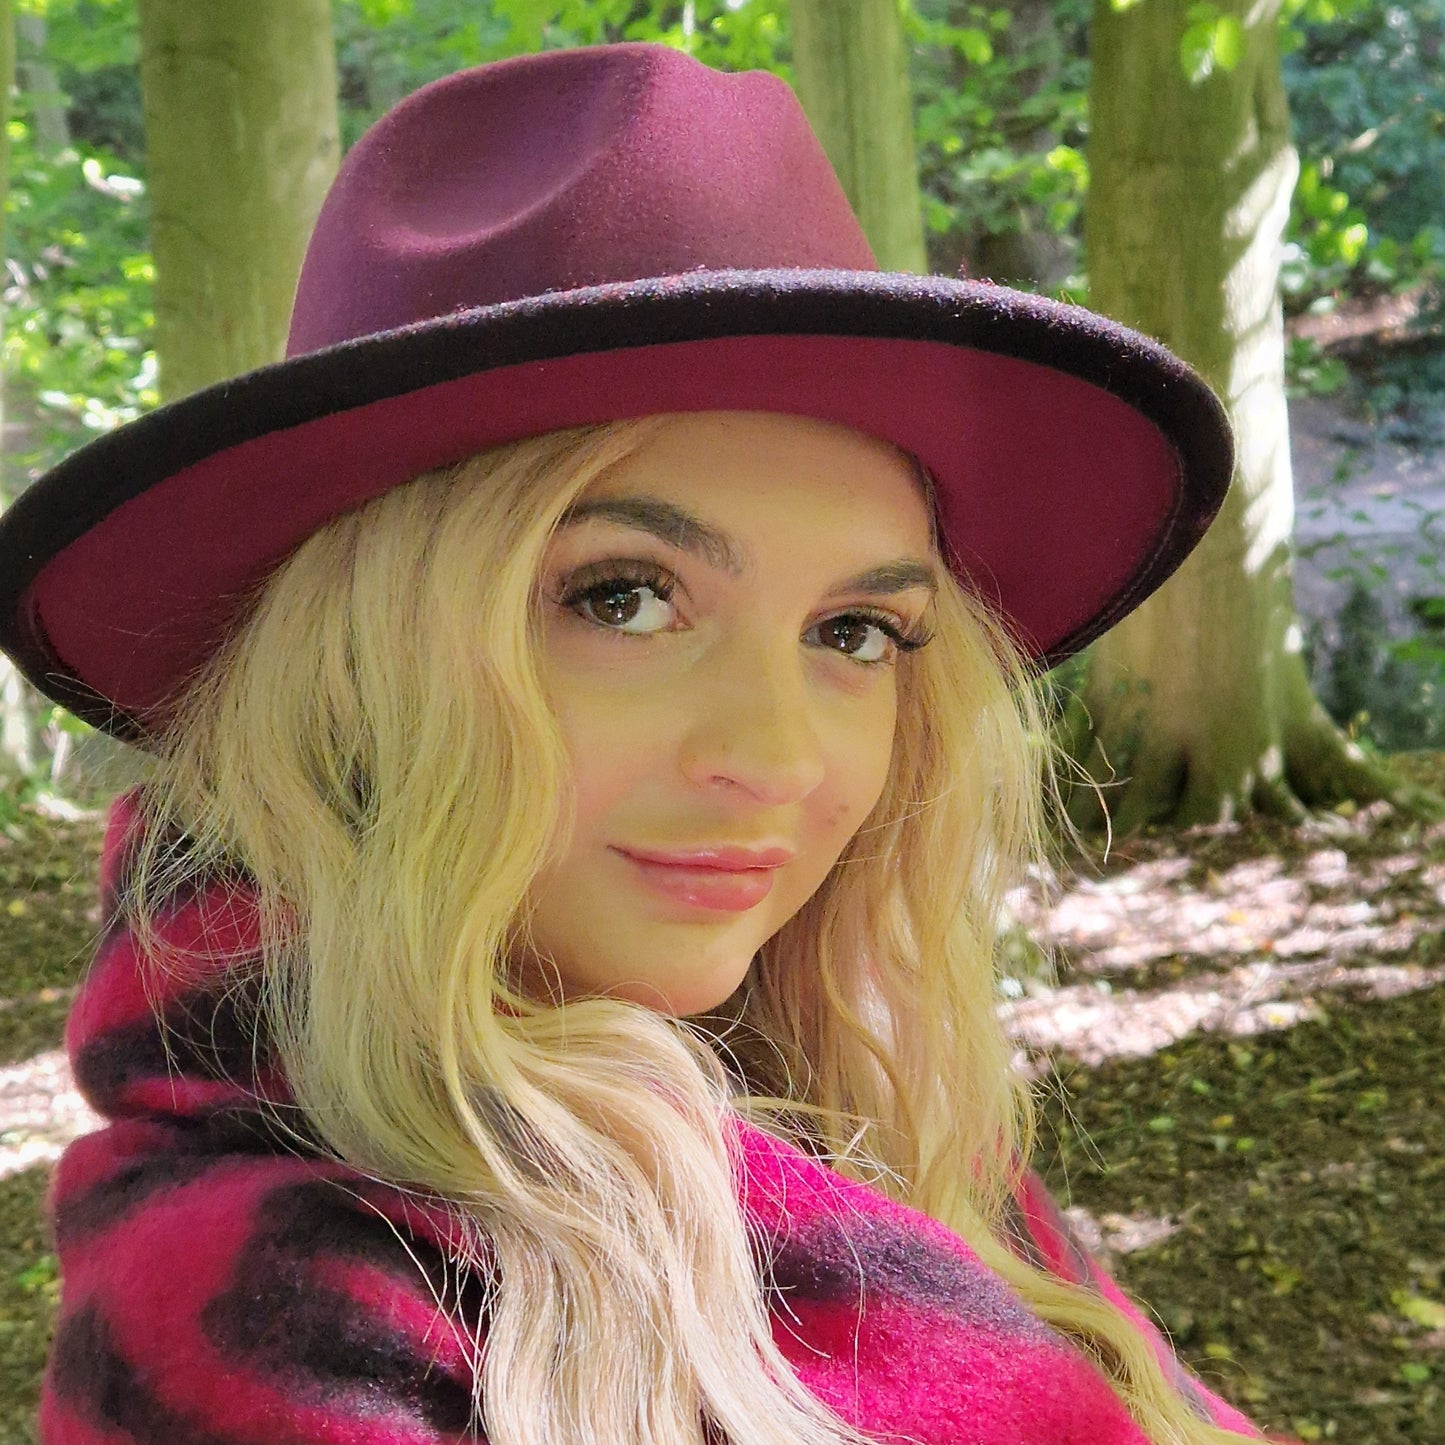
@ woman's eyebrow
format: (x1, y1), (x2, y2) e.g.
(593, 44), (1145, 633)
(825, 561), (940, 599)
(557, 496), (748, 575)
(556, 494), (939, 597)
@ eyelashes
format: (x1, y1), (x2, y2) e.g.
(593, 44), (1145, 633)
(553, 558), (934, 663)
(557, 557), (682, 632)
(557, 560), (676, 619)
(817, 609), (934, 655)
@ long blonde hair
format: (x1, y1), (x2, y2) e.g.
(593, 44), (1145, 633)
(128, 418), (1248, 1445)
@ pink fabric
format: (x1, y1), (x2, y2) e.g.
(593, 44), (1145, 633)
(39, 793), (1263, 1442)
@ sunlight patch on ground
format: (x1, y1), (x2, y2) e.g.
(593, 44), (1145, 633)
(1061, 1205), (1182, 1267)
(0, 1050), (99, 1180)
(1004, 814), (1445, 1067)
(0, 985), (77, 1017)
(1003, 959), (1445, 1066)
(1010, 845), (1438, 976)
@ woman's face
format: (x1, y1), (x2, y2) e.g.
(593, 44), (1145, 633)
(525, 412), (937, 1016)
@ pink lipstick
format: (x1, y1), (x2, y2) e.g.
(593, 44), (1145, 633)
(612, 846), (790, 912)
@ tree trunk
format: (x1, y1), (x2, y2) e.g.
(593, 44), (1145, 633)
(15, 13), (70, 155)
(1, 0), (15, 462)
(0, 0), (44, 782)
(1069, 0), (1427, 832)
(790, 0), (928, 273)
(136, 0), (340, 400)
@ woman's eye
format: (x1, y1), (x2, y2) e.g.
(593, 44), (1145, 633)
(808, 614), (899, 664)
(561, 568), (678, 635)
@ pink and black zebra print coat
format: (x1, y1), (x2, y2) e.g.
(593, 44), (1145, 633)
(39, 794), (1264, 1443)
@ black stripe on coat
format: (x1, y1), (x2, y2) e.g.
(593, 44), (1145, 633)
(200, 1179), (484, 1436)
(49, 1304), (249, 1445)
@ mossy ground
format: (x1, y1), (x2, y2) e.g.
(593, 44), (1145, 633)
(0, 809), (102, 1445)
(1, 763), (1442, 1443)
(1037, 985), (1442, 1442)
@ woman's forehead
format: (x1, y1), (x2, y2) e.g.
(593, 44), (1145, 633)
(555, 488), (942, 601)
(576, 412), (936, 547)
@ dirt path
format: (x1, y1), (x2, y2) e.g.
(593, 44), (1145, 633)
(1290, 392), (1445, 630)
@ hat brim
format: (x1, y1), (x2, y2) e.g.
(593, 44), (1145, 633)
(0, 269), (1232, 741)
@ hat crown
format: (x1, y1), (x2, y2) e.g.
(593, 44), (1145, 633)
(287, 44), (877, 357)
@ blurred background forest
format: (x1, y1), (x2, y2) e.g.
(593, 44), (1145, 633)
(0, 3), (1443, 1443)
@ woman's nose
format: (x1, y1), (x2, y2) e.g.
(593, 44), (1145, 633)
(677, 643), (826, 805)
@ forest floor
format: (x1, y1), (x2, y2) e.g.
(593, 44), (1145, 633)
(0, 756), (1441, 1443)
(1023, 749), (1445, 1445)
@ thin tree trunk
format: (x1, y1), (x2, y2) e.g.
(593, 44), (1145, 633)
(0, 0), (44, 782)
(790, 0), (928, 273)
(136, 0), (340, 400)
(15, 13), (69, 155)
(1070, 0), (1431, 831)
(1, 0), (15, 456)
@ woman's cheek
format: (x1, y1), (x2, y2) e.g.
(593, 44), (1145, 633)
(824, 677), (898, 807)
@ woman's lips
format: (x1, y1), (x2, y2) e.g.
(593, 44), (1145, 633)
(612, 848), (780, 912)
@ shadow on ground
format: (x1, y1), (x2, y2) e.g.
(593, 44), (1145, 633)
(1017, 753), (1445, 1443)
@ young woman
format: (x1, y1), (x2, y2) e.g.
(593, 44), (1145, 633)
(1, 42), (1268, 1445)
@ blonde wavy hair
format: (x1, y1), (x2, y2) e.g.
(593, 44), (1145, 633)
(127, 418), (1248, 1445)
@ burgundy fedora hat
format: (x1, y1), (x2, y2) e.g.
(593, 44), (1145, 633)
(0, 42), (1232, 740)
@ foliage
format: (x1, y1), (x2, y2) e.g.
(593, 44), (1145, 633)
(333, 0), (789, 143)
(1308, 581), (1445, 751)
(1348, 343), (1445, 440)
(1175, 1), (1246, 85)
(3, 110), (154, 485)
(908, 0), (1090, 289)
(24, 0), (143, 158)
(1279, 0), (1445, 310)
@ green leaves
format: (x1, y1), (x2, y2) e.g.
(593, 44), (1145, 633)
(908, 0), (1090, 289)
(1281, 0), (1445, 317)
(1179, 3), (1245, 84)
(344, 0), (417, 22)
(1393, 1291), (1445, 1331)
(908, 12), (996, 66)
(4, 114), (157, 480)
(27, 0), (140, 73)
(486, 0), (573, 51)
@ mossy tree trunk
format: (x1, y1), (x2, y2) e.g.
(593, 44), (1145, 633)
(1069, 0), (1422, 832)
(0, 0), (42, 781)
(790, 0), (928, 273)
(0, 0), (15, 460)
(135, 0), (340, 400)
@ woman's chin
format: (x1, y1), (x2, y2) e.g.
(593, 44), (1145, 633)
(605, 969), (753, 1019)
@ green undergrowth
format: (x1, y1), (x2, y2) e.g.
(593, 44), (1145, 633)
(0, 810), (104, 1068)
(0, 1169), (53, 1445)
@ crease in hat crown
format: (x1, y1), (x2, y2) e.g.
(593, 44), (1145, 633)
(287, 44), (879, 357)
